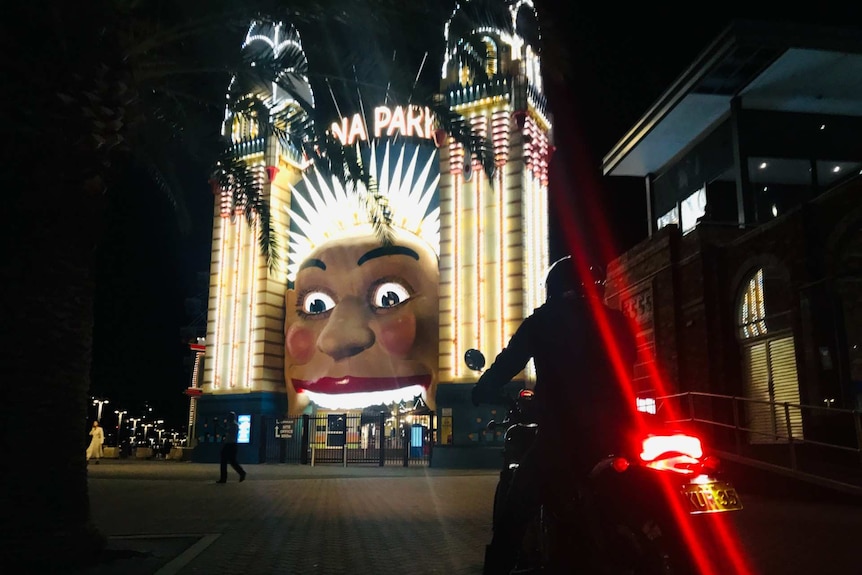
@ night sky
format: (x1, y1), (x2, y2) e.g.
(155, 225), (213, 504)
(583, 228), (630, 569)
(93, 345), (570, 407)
(87, 4), (860, 431)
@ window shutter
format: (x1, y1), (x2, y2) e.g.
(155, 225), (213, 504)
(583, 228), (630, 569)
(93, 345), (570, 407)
(768, 337), (804, 440)
(744, 343), (775, 443)
(743, 337), (804, 444)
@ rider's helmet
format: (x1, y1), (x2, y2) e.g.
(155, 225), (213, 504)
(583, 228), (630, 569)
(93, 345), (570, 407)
(544, 256), (606, 300)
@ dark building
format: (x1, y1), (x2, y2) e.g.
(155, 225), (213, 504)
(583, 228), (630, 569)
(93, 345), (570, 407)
(602, 20), (862, 454)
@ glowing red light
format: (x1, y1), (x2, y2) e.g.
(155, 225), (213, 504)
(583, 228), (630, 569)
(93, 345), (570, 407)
(701, 455), (721, 473)
(611, 457), (630, 472)
(640, 433), (703, 461)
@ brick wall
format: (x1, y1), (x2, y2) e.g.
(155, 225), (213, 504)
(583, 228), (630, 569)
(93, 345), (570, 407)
(605, 177), (860, 413)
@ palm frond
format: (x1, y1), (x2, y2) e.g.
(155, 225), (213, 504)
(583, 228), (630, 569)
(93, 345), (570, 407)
(210, 148), (279, 271)
(427, 94), (497, 183)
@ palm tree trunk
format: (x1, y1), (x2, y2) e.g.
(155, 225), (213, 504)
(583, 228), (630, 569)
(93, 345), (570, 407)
(0, 182), (107, 567)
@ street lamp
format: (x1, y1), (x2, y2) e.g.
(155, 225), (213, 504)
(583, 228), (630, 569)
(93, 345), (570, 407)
(92, 397), (110, 421)
(128, 418), (141, 445)
(114, 410), (128, 446)
(141, 423), (154, 445)
(114, 410), (128, 432)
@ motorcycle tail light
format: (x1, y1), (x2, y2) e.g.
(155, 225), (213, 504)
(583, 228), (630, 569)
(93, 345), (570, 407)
(518, 389), (534, 399)
(700, 455), (721, 473)
(639, 433), (703, 461)
(639, 433), (704, 475)
(611, 457), (630, 473)
(643, 455), (701, 474)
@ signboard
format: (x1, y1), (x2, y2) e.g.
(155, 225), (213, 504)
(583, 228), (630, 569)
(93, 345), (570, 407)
(275, 419), (295, 439)
(237, 414), (251, 444)
(330, 105), (435, 146)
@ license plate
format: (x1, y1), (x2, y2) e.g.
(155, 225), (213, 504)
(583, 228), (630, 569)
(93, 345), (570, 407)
(682, 481), (743, 514)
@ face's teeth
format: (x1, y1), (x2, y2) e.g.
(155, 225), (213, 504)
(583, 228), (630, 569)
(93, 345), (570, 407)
(303, 384), (426, 411)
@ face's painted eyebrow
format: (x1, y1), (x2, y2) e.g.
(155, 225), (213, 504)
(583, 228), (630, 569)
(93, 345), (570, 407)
(299, 258), (326, 272)
(357, 245), (420, 266)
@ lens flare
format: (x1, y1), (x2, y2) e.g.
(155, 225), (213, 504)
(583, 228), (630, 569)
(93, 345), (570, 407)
(548, 91), (756, 574)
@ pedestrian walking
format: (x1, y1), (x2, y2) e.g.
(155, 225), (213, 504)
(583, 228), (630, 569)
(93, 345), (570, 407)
(160, 437), (172, 460)
(216, 411), (246, 483)
(86, 420), (105, 464)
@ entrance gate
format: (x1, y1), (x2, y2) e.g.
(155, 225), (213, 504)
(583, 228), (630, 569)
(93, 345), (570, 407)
(264, 412), (434, 466)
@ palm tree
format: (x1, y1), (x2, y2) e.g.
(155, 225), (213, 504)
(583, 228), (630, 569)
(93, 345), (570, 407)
(0, 0), (405, 567)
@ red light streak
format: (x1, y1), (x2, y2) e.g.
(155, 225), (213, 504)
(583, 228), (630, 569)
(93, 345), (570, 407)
(546, 90), (757, 574)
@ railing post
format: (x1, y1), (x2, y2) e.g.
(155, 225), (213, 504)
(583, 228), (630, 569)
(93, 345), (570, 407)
(854, 410), (862, 466)
(342, 413), (348, 468)
(300, 414), (310, 465)
(687, 392), (695, 422)
(428, 411), (435, 468)
(378, 411), (386, 467)
(402, 425), (409, 467)
(784, 402), (797, 471)
(732, 397), (742, 455)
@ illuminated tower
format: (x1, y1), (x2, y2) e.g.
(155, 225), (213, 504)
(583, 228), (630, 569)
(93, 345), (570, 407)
(202, 22), (313, 403)
(438, 0), (552, 383)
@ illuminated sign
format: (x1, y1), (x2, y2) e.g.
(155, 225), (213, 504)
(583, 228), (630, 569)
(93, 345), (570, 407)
(237, 414), (251, 443)
(330, 106), (435, 146)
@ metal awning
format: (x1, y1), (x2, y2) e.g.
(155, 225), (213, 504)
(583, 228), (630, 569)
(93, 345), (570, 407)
(602, 20), (862, 179)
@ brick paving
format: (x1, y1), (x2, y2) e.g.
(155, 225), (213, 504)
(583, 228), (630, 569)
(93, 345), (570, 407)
(75, 460), (499, 575)
(67, 458), (862, 575)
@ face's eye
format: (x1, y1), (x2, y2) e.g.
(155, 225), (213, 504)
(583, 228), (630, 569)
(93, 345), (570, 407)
(370, 281), (411, 310)
(299, 291), (336, 315)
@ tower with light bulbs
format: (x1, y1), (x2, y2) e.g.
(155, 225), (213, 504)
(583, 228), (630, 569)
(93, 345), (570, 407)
(437, 0), (553, 384)
(201, 21), (313, 402)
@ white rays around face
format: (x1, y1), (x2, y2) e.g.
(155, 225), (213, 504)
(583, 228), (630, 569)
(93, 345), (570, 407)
(285, 141), (440, 282)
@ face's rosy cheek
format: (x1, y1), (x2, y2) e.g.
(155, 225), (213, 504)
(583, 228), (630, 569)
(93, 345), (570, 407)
(286, 323), (316, 364)
(377, 313), (416, 357)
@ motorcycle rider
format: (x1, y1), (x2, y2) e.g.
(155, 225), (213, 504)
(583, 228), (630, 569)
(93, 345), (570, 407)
(471, 255), (638, 574)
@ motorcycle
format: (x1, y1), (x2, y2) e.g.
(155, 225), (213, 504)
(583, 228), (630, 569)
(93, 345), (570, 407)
(465, 348), (538, 519)
(466, 348), (744, 575)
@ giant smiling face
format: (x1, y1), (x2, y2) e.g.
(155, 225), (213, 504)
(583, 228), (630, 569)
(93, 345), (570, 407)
(284, 230), (439, 416)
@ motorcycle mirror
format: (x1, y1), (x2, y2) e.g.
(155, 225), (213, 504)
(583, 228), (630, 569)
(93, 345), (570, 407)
(464, 348), (486, 371)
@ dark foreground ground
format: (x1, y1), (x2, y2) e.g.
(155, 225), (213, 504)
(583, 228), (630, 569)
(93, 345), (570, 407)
(51, 459), (862, 575)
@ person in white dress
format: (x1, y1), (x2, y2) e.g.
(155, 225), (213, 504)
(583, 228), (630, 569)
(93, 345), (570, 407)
(86, 420), (105, 464)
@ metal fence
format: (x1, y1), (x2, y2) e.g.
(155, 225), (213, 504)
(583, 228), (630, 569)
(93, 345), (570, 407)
(263, 412), (434, 467)
(653, 391), (862, 493)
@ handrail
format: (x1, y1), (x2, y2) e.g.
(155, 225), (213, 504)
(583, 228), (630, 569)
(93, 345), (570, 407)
(653, 391), (862, 494)
(657, 390), (859, 417)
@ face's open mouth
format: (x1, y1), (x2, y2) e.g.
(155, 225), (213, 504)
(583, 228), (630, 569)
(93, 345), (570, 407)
(292, 375), (431, 410)
(293, 374), (430, 394)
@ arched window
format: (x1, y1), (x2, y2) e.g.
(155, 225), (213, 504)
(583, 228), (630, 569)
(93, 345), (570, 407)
(481, 36), (498, 77)
(230, 112), (260, 143)
(737, 267), (803, 443)
(458, 36), (499, 85)
(739, 268), (768, 338)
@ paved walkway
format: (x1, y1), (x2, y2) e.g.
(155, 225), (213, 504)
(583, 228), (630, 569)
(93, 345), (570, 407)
(69, 460), (499, 575)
